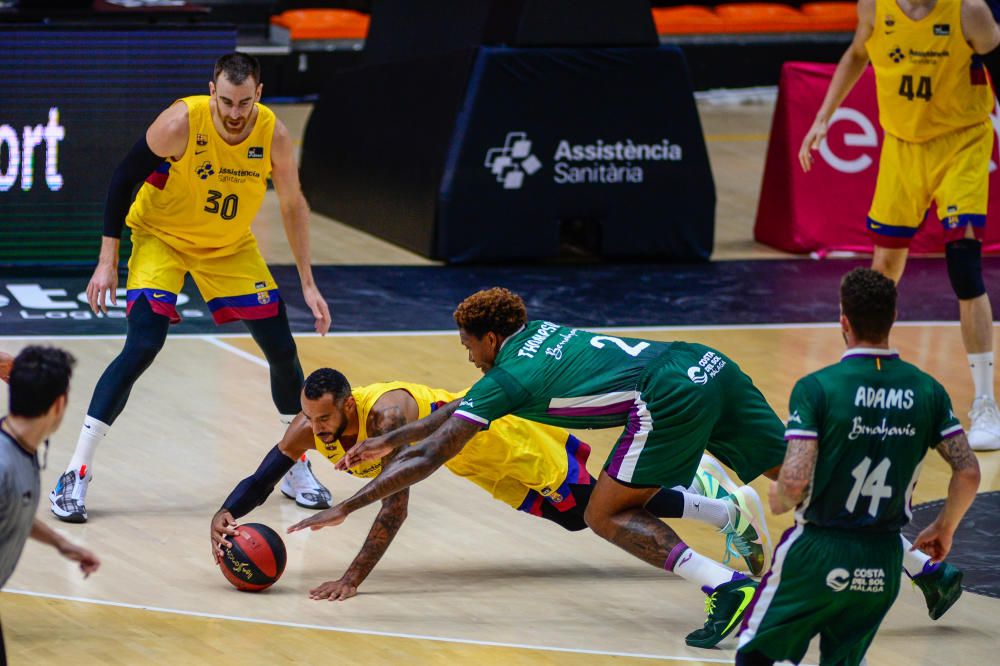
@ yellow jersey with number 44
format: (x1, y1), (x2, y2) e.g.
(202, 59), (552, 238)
(866, 0), (993, 143)
(126, 96), (275, 257)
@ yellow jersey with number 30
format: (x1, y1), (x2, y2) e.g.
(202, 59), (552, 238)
(865, 0), (993, 143)
(127, 95), (275, 257)
(314, 381), (574, 509)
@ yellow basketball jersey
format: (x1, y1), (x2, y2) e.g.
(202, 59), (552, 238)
(313, 381), (573, 508)
(127, 96), (275, 257)
(866, 0), (993, 142)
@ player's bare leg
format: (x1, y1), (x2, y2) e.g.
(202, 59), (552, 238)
(871, 246), (908, 284)
(585, 471), (757, 648)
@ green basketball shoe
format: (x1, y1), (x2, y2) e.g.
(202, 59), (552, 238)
(685, 577), (759, 648)
(913, 561), (963, 620)
(720, 485), (771, 576)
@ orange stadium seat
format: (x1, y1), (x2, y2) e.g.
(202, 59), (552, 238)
(800, 2), (858, 31)
(652, 7), (727, 35)
(712, 3), (813, 32)
(270, 9), (370, 41)
(654, 3), (854, 35)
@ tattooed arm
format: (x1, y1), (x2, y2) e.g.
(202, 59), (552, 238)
(769, 438), (818, 514)
(309, 403), (412, 601)
(288, 416), (480, 533)
(912, 433), (981, 563)
(337, 398), (461, 470)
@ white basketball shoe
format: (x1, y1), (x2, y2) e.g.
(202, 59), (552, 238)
(49, 465), (91, 523)
(280, 456), (332, 509)
(968, 396), (1000, 451)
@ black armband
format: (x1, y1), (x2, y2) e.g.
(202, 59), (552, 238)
(222, 445), (296, 519)
(103, 136), (167, 238)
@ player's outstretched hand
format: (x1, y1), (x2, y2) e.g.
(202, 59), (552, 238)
(798, 117), (829, 173)
(912, 517), (954, 564)
(211, 509), (241, 563)
(57, 540), (101, 578)
(0, 351), (13, 383)
(336, 434), (395, 471)
(309, 576), (358, 602)
(303, 284), (332, 335)
(87, 261), (119, 315)
(288, 504), (348, 533)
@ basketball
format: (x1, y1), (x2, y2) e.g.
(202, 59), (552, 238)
(218, 523), (287, 592)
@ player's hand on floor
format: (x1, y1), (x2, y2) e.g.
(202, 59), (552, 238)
(309, 577), (358, 601)
(337, 434), (394, 470)
(302, 284), (331, 335)
(211, 509), (241, 563)
(288, 504), (348, 533)
(912, 518), (954, 564)
(798, 117), (829, 173)
(57, 541), (101, 578)
(87, 261), (119, 315)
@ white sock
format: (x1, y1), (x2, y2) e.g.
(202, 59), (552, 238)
(968, 352), (995, 400)
(672, 483), (699, 494)
(900, 535), (932, 577)
(670, 546), (738, 591)
(66, 416), (109, 477)
(681, 493), (734, 529)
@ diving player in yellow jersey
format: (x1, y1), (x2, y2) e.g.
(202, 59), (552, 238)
(50, 53), (333, 524)
(800, 0), (1000, 452)
(210, 368), (768, 601)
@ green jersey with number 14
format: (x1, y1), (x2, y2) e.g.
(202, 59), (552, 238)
(785, 348), (962, 532)
(454, 320), (672, 430)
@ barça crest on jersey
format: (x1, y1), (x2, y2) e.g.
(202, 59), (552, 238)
(884, 15), (894, 27)
(933, 24), (950, 36)
(195, 161), (214, 179)
(196, 133), (208, 146)
(257, 291), (271, 305)
(248, 146), (264, 159)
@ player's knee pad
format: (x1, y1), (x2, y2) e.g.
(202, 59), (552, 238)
(945, 239), (986, 300)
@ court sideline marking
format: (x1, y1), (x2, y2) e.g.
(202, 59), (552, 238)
(4, 588), (765, 664)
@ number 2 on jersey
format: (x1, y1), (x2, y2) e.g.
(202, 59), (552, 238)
(846, 456), (893, 517)
(590, 335), (650, 357)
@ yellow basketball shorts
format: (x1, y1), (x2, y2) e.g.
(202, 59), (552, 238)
(867, 119), (992, 248)
(125, 228), (279, 324)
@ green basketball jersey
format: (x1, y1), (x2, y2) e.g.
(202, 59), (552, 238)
(455, 320), (673, 430)
(785, 348), (962, 532)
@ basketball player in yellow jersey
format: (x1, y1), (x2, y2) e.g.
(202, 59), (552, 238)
(210, 369), (768, 601)
(50, 53), (333, 524)
(800, 0), (1000, 452)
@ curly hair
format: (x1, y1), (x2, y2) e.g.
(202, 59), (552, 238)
(453, 288), (528, 339)
(303, 368), (352, 402)
(9, 346), (76, 417)
(840, 268), (897, 343)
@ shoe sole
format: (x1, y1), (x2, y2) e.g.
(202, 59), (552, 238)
(699, 453), (739, 496)
(281, 488), (331, 510)
(968, 440), (1000, 451)
(48, 491), (88, 523)
(733, 485), (772, 575)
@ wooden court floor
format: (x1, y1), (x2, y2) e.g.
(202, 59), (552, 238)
(1, 324), (998, 665)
